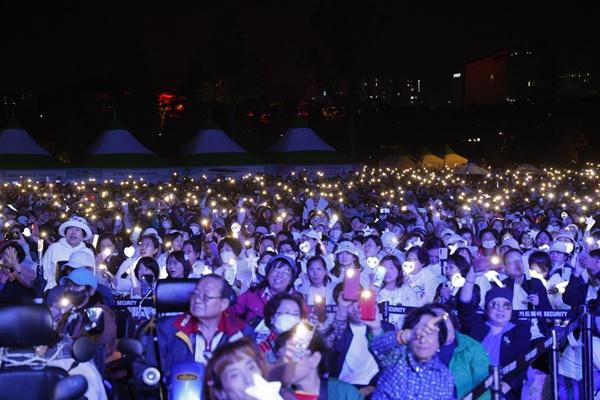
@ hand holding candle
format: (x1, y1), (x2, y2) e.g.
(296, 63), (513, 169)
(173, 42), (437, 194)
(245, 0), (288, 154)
(313, 294), (326, 322)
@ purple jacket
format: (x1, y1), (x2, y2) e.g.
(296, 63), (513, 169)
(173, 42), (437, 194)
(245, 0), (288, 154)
(232, 288), (269, 325)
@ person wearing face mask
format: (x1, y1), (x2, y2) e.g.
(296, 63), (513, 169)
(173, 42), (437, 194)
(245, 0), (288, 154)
(257, 293), (307, 364)
(41, 216), (95, 290)
(183, 239), (210, 277)
(478, 229), (498, 258)
(54, 268), (118, 397)
(215, 238), (252, 293)
(44, 281), (111, 400)
(546, 241), (575, 310)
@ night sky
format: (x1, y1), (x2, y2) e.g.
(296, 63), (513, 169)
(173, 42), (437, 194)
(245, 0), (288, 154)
(0, 2), (599, 164)
(1, 2), (597, 95)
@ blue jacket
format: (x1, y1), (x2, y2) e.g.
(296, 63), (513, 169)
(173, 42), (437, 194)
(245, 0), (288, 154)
(500, 276), (552, 335)
(457, 297), (531, 399)
(135, 311), (255, 386)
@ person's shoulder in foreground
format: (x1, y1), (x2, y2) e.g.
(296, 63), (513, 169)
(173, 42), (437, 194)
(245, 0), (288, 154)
(327, 377), (364, 400)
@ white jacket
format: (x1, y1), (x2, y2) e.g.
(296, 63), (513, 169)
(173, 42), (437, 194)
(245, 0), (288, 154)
(42, 238), (94, 290)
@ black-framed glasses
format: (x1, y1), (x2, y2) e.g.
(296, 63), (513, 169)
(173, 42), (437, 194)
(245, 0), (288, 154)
(191, 293), (223, 302)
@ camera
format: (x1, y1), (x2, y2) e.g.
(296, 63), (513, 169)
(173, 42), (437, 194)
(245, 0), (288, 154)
(3, 231), (20, 241)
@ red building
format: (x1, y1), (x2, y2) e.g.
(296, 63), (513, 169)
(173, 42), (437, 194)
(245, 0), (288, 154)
(465, 50), (554, 105)
(465, 52), (509, 105)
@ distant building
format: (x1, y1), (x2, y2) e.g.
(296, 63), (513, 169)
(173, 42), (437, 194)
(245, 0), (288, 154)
(465, 50), (554, 105)
(557, 72), (595, 98)
(358, 77), (422, 105)
(449, 72), (464, 106)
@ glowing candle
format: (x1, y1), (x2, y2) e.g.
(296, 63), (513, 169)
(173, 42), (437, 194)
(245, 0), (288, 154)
(313, 295), (326, 322)
(359, 290), (376, 321)
(343, 268), (360, 301)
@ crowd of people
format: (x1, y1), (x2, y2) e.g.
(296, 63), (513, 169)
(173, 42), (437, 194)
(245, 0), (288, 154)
(1, 164), (600, 399)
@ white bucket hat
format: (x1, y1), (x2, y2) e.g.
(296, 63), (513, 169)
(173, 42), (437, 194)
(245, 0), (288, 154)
(63, 250), (95, 269)
(59, 216), (92, 241)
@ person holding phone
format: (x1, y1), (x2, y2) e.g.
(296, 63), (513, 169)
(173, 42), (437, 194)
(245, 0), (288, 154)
(331, 283), (395, 397)
(274, 330), (364, 400)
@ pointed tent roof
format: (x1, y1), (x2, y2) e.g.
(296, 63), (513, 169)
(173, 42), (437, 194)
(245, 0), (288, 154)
(81, 119), (166, 168)
(180, 119), (261, 166)
(268, 119), (347, 164)
(0, 117), (62, 168)
(454, 162), (489, 175)
(380, 147), (417, 169)
(444, 144), (468, 168)
(420, 146), (444, 169)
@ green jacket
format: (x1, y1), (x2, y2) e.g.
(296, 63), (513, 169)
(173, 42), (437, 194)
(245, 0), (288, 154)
(327, 378), (364, 400)
(449, 332), (490, 400)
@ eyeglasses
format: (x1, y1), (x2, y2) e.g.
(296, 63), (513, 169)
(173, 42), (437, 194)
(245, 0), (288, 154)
(488, 301), (512, 311)
(191, 292), (223, 302)
(270, 268), (292, 278)
(275, 311), (301, 318)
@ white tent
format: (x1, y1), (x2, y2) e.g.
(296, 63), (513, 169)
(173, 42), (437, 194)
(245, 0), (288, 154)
(454, 163), (489, 175)
(184, 129), (246, 154)
(181, 120), (259, 166)
(0, 129), (50, 155)
(268, 119), (346, 164)
(82, 120), (165, 168)
(0, 118), (61, 168)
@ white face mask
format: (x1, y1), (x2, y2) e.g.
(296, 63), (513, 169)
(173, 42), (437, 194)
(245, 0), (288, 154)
(220, 251), (235, 264)
(273, 314), (300, 333)
(282, 251), (297, 260)
(482, 240), (496, 249)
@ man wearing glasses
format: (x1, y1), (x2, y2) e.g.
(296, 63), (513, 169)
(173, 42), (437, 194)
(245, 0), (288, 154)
(139, 274), (254, 388)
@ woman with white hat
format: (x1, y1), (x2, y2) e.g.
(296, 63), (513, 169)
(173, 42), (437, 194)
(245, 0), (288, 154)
(330, 241), (370, 288)
(40, 216), (94, 291)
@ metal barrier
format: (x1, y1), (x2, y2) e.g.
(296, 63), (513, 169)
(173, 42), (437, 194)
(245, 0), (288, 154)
(462, 305), (593, 400)
(111, 297), (595, 400)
